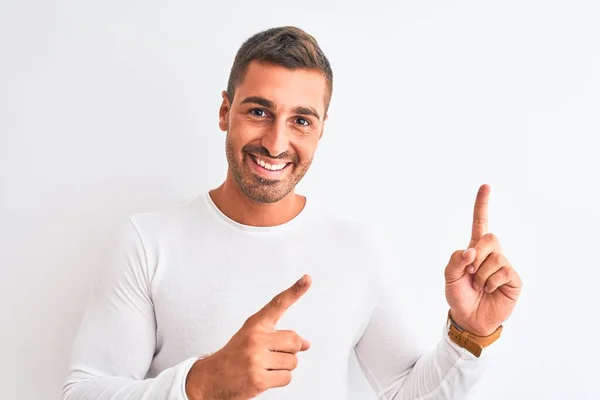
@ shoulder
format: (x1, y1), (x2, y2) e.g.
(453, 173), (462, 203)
(126, 192), (208, 241)
(108, 193), (209, 272)
(105, 193), (209, 282)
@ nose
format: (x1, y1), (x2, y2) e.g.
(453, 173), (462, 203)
(260, 118), (289, 158)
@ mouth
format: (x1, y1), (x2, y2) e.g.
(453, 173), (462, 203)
(247, 154), (292, 177)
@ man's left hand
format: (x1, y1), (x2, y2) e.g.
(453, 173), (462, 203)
(444, 184), (523, 336)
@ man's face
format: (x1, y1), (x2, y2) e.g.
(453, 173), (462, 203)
(219, 60), (327, 204)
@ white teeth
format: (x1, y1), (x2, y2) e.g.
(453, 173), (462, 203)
(254, 156), (287, 171)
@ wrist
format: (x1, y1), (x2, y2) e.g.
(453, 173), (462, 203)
(449, 309), (496, 336)
(185, 356), (211, 400)
(446, 309), (502, 358)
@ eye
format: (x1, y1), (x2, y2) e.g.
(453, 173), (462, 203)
(295, 117), (310, 127)
(250, 109), (267, 117)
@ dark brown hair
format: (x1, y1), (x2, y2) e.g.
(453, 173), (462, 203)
(226, 26), (333, 113)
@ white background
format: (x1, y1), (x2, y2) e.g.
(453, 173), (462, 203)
(1, 0), (599, 399)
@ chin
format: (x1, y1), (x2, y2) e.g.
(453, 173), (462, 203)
(241, 181), (293, 204)
(245, 189), (290, 204)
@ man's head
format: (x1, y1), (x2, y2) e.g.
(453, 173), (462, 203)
(219, 26), (333, 204)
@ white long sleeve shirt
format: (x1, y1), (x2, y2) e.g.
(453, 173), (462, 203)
(63, 192), (489, 400)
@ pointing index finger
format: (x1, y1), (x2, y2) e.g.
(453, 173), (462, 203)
(470, 184), (490, 248)
(253, 274), (312, 327)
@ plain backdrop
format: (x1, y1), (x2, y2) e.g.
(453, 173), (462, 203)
(1, 0), (599, 399)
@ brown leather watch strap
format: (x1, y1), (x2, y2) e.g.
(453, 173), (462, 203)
(447, 310), (502, 358)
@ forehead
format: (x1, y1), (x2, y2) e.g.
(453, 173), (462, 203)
(235, 61), (327, 113)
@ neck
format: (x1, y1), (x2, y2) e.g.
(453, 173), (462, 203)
(209, 172), (306, 227)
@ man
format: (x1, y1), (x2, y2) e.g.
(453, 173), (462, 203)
(63, 26), (522, 399)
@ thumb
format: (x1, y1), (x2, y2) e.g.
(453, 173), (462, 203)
(444, 248), (476, 283)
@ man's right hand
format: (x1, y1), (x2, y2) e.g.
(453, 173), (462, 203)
(185, 274), (312, 400)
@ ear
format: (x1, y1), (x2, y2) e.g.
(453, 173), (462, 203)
(219, 90), (230, 132)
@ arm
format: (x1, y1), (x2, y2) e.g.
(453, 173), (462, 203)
(354, 278), (488, 400)
(356, 184), (522, 399)
(62, 218), (198, 400)
(353, 226), (489, 400)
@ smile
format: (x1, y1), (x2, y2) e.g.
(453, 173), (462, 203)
(250, 154), (291, 172)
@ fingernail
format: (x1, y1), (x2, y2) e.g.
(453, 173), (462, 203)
(472, 281), (480, 291)
(462, 250), (469, 259)
(485, 284), (492, 293)
(467, 265), (475, 274)
(298, 276), (306, 286)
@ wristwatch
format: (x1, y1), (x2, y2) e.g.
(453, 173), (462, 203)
(446, 310), (502, 358)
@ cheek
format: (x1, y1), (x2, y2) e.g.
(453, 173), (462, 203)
(229, 117), (264, 143)
(292, 137), (319, 163)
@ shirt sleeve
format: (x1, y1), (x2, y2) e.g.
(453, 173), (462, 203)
(62, 218), (198, 400)
(353, 228), (490, 400)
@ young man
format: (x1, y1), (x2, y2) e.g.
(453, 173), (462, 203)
(63, 26), (522, 399)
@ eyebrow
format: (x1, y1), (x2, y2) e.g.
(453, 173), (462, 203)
(294, 106), (321, 122)
(240, 96), (321, 121)
(241, 96), (274, 109)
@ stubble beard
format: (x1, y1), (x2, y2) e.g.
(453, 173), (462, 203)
(225, 133), (312, 204)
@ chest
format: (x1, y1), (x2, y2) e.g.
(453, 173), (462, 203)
(151, 234), (380, 362)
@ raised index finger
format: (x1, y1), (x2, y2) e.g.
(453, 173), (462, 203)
(470, 184), (490, 248)
(251, 274), (312, 328)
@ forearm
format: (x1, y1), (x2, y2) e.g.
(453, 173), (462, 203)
(62, 357), (198, 400)
(355, 306), (489, 400)
(383, 326), (489, 400)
